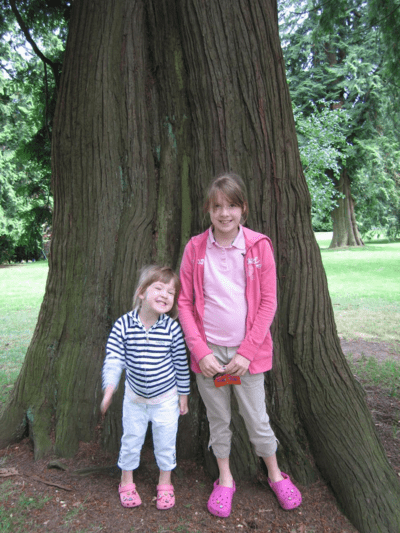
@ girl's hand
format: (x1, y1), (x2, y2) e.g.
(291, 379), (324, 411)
(179, 395), (189, 415)
(100, 385), (115, 415)
(225, 354), (250, 377)
(199, 353), (225, 378)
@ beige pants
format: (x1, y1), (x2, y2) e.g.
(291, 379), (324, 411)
(196, 343), (278, 459)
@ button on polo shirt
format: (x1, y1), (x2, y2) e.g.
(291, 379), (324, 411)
(203, 226), (248, 347)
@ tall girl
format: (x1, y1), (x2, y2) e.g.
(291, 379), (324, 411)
(101, 265), (190, 510)
(178, 173), (301, 517)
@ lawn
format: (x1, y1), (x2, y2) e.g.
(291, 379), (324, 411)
(1, 237), (399, 406)
(0, 261), (48, 405)
(316, 232), (400, 343)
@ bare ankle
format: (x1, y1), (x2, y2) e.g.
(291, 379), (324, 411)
(219, 476), (234, 487)
(120, 470), (133, 487)
(269, 472), (284, 483)
(158, 469), (172, 486)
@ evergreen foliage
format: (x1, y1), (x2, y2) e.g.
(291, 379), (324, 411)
(293, 100), (350, 230)
(0, 1), (69, 262)
(279, 0), (400, 237)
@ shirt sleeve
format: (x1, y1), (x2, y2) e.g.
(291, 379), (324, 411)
(170, 321), (191, 395)
(178, 241), (213, 363)
(237, 239), (277, 361)
(102, 317), (126, 390)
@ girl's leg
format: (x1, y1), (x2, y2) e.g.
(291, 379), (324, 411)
(233, 372), (278, 460)
(264, 453), (302, 510)
(118, 396), (148, 482)
(232, 373), (301, 508)
(151, 397), (179, 510)
(262, 454), (283, 483)
(198, 345), (239, 518)
(216, 457), (234, 487)
(158, 469), (172, 485)
(196, 344), (236, 487)
(151, 395), (180, 473)
(196, 372), (233, 486)
(121, 469), (134, 486)
(156, 469), (175, 510)
(118, 470), (142, 508)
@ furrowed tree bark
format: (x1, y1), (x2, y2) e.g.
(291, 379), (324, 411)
(330, 168), (364, 248)
(0, 1), (399, 531)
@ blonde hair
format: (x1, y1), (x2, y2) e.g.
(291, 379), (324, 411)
(133, 265), (181, 319)
(203, 173), (249, 224)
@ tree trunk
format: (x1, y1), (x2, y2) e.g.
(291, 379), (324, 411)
(1, 1), (399, 531)
(330, 168), (364, 248)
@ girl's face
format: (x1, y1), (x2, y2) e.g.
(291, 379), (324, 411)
(209, 191), (243, 242)
(139, 279), (176, 317)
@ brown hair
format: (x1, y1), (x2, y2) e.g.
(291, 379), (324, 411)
(133, 265), (181, 319)
(203, 173), (249, 224)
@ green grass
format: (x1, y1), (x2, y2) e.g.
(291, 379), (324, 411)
(316, 232), (400, 344)
(315, 232), (400, 396)
(0, 478), (96, 532)
(1, 239), (399, 405)
(348, 355), (400, 397)
(0, 480), (50, 532)
(0, 261), (48, 405)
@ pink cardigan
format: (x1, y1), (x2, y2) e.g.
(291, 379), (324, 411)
(178, 227), (277, 374)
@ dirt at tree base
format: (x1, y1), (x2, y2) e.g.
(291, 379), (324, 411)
(340, 338), (400, 363)
(1, 339), (399, 533)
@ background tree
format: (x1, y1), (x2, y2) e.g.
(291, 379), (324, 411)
(352, 93), (400, 238)
(0, 0), (68, 261)
(293, 100), (350, 231)
(0, 1), (399, 532)
(279, 0), (400, 246)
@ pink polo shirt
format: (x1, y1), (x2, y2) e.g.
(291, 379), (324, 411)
(203, 226), (248, 347)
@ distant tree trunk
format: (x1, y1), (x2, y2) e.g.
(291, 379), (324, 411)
(322, 41), (363, 250)
(330, 168), (364, 248)
(0, 1), (399, 532)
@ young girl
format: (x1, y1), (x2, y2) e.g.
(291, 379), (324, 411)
(101, 265), (190, 510)
(178, 173), (302, 517)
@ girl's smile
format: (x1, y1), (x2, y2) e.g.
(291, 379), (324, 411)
(209, 192), (243, 244)
(139, 280), (176, 320)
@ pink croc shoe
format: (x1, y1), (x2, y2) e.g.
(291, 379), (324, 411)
(268, 472), (302, 510)
(118, 483), (141, 508)
(156, 484), (175, 510)
(207, 479), (236, 518)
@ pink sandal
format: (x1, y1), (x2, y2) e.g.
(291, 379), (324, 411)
(207, 479), (236, 517)
(268, 472), (302, 510)
(156, 484), (175, 510)
(118, 483), (141, 508)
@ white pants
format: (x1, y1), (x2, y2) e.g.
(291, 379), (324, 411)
(118, 392), (180, 472)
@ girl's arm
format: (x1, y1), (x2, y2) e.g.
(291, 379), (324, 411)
(170, 321), (191, 396)
(101, 317), (126, 401)
(100, 384), (115, 414)
(169, 322), (190, 414)
(236, 239), (277, 361)
(178, 243), (214, 363)
(179, 395), (189, 415)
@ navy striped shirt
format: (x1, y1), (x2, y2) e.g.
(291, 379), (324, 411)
(102, 311), (190, 398)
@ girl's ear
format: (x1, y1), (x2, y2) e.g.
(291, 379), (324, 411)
(242, 201), (249, 222)
(137, 287), (145, 301)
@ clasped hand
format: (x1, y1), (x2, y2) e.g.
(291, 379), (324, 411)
(225, 353), (250, 376)
(199, 352), (250, 378)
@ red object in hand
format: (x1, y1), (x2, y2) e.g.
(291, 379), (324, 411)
(227, 375), (241, 385)
(214, 374), (242, 387)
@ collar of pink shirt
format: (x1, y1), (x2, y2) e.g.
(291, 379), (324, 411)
(207, 225), (246, 252)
